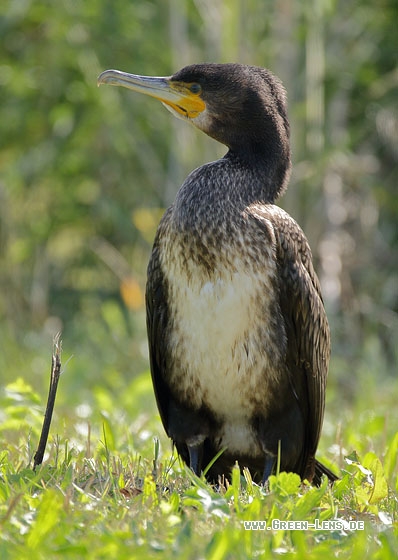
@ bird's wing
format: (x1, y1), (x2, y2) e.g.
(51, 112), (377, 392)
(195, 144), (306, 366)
(250, 205), (330, 458)
(145, 210), (173, 433)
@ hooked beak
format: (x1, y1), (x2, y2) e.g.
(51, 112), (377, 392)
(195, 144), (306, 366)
(97, 69), (205, 119)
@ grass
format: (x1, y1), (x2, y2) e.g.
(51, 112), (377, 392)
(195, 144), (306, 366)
(1, 370), (397, 559)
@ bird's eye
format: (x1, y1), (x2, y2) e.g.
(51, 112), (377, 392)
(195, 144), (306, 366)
(189, 83), (202, 95)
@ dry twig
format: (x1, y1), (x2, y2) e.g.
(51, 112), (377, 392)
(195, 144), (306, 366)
(33, 333), (62, 470)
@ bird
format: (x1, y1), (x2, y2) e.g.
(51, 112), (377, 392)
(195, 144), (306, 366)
(98, 63), (337, 485)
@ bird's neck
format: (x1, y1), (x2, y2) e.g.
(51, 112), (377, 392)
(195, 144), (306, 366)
(224, 150), (286, 203)
(170, 151), (288, 237)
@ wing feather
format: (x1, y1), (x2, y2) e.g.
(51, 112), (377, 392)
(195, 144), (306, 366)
(145, 211), (173, 433)
(273, 207), (330, 455)
(249, 204), (330, 471)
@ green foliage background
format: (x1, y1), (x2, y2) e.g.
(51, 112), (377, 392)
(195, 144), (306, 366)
(0, 0), (397, 557)
(1, 0), (397, 435)
(1, 0), (397, 404)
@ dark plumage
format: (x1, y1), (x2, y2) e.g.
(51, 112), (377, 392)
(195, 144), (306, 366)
(98, 63), (336, 485)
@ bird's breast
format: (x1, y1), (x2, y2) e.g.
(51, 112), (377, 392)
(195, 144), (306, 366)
(160, 226), (286, 446)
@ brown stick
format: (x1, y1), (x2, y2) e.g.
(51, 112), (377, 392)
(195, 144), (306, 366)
(33, 333), (62, 470)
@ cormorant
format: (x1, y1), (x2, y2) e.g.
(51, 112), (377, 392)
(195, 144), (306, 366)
(98, 63), (336, 485)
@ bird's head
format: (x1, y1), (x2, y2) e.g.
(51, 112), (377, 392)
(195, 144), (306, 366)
(98, 63), (291, 194)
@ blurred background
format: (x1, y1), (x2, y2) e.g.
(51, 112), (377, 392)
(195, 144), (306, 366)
(0, 0), (397, 460)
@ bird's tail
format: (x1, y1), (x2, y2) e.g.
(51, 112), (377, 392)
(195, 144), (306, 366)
(314, 459), (339, 486)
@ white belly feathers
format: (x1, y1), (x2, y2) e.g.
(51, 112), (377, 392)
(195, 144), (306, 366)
(160, 237), (282, 455)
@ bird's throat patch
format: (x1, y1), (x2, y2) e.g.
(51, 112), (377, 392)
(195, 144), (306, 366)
(162, 96), (205, 119)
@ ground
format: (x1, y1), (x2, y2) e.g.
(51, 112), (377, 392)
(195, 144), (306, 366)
(1, 368), (397, 559)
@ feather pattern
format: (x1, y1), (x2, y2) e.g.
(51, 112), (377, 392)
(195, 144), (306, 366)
(142, 63), (336, 484)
